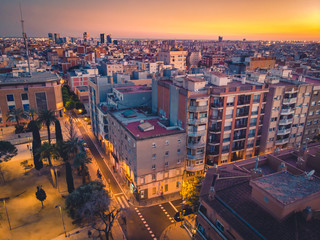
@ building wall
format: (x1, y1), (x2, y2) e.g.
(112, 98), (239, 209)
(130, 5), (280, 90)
(303, 87), (320, 142)
(248, 57), (276, 71)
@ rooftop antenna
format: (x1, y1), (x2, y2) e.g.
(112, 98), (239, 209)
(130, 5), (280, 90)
(19, 2), (31, 76)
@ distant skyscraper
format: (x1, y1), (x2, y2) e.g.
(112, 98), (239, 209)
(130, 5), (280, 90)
(83, 32), (89, 42)
(48, 33), (53, 41)
(218, 36), (223, 42)
(107, 34), (112, 44)
(100, 33), (105, 44)
(54, 33), (60, 44)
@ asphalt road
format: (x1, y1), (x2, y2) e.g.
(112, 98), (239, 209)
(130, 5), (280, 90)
(72, 115), (184, 240)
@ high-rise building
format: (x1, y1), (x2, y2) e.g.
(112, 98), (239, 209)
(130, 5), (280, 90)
(218, 36), (223, 42)
(107, 34), (112, 44)
(83, 32), (89, 42)
(54, 33), (60, 44)
(48, 33), (53, 42)
(100, 33), (105, 44)
(157, 50), (188, 71)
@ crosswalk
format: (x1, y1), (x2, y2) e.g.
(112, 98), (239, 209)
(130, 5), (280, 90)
(116, 195), (130, 209)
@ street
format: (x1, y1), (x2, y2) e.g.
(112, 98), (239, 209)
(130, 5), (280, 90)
(70, 115), (184, 240)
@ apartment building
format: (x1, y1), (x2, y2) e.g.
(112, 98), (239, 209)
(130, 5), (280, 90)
(157, 50), (187, 71)
(206, 72), (268, 165)
(108, 109), (186, 200)
(260, 78), (312, 153)
(152, 76), (210, 178)
(303, 78), (320, 142)
(247, 56), (276, 71)
(67, 68), (97, 90)
(0, 72), (63, 126)
(99, 62), (124, 76)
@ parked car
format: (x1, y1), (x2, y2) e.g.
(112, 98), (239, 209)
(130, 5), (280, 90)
(174, 207), (193, 222)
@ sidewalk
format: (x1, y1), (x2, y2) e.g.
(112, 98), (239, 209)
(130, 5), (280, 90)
(77, 116), (182, 208)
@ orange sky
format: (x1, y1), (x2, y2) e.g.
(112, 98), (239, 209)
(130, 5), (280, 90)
(0, 0), (319, 40)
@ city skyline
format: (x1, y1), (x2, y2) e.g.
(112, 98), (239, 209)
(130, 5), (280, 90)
(0, 0), (319, 41)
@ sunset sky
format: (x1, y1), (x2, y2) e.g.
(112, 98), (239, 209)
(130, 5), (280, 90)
(0, 0), (319, 40)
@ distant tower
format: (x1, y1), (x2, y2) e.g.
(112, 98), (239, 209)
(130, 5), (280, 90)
(54, 33), (60, 44)
(83, 32), (89, 42)
(100, 33), (105, 44)
(107, 34), (112, 44)
(19, 3), (31, 75)
(48, 33), (53, 41)
(218, 36), (223, 42)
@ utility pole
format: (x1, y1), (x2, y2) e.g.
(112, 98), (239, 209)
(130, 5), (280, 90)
(19, 3), (31, 76)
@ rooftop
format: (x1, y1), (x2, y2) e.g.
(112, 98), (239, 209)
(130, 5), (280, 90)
(251, 172), (320, 205)
(110, 109), (184, 140)
(0, 72), (60, 85)
(114, 85), (152, 94)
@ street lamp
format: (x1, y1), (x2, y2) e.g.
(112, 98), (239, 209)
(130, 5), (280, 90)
(0, 197), (11, 230)
(55, 204), (67, 237)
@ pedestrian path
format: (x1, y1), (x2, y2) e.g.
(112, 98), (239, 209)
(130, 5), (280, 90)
(116, 194), (130, 209)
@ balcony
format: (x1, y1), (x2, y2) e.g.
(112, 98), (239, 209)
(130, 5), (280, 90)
(187, 141), (206, 149)
(209, 127), (221, 133)
(187, 153), (205, 160)
(189, 105), (208, 112)
(283, 98), (297, 104)
(186, 164), (204, 172)
(277, 128), (291, 135)
(279, 118), (293, 125)
(188, 130), (207, 137)
(251, 111), (259, 116)
(235, 123), (247, 129)
(285, 88), (298, 94)
(211, 102), (224, 108)
(233, 134), (246, 140)
(188, 118), (208, 125)
(236, 111), (249, 118)
(275, 138), (289, 145)
(281, 108), (294, 115)
(232, 145), (245, 151)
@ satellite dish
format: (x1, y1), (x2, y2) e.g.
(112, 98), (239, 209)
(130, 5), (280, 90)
(305, 170), (315, 180)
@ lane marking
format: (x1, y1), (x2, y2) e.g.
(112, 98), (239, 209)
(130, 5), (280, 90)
(117, 197), (125, 209)
(121, 196), (130, 208)
(114, 193), (123, 196)
(169, 201), (179, 212)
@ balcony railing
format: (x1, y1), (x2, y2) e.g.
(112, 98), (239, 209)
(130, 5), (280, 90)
(186, 164), (204, 172)
(281, 108), (294, 115)
(275, 138), (289, 145)
(235, 123), (247, 129)
(188, 130), (207, 137)
(283, 98), (297, 104)
(187, 153), (205, 160)
(211, 102), (224, 108)
(187, 141), (206, 148)
(277, 128), (291, 135)
(188, 118), (208, 125)
(233, 134), (246, 140)
(209, 127), (221, 133)
(189, 105), (209, 112)
(279, 118), (293, 125)
(237, 100), (251, 106)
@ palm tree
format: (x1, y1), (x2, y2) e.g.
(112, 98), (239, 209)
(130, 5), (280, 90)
(73, 151), (91, 184)
(37, 141), (54, 166)
(37, 109), (57, 146)
(65, 136), (84, 159)
(6, 108), (27, 126)
(28, 108), (38, 121)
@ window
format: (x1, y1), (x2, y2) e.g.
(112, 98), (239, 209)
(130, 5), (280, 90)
(177, 149), (181, 154)
(165, 151), (169, 157)
(6, 94), (14, 102)
(309, 111), (314, 116)
(152, 174), (156, 181)
(307, 121), (312, 126)
(165, 162), (169, 167)
(23, 104), (29, 111)
(8, 105), (15, 111)
(177, 159), (181, 164)
(299, 123), (304, 127)
(141, 177), (145, 184)
(311, 101), (316, 106)
(292, 124), (298, 128)
(269, 128), (275, 132)
(316, 110), (320, 115)
(165, 140), (169, 145)
(305, 93), (310, 97)
(318, 101), (320, 106)
(0, 117), (2, 123)
(152, 187), (156, 195)
(164, 184), (168, 192)
(176, 182), (180, 188)
(178, 139), (181, 143)
(21, 93), (28, 101)
(140, 190), (145, 199)
(314, 120), (319, 125)
(216, 220), (224, 232)
(152, 164), (156, 170)
(152, 154), (156, 159)
(152, 143), (156, 148)
(271, 117), (278, 122)
(35, 92), (47, 111)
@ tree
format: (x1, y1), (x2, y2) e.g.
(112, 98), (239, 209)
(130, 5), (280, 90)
(38, 142), (54, 166)
(55, 119), (63, 144)
(28, 108), (37, 121)
(35, 186), (47, 208)
(65, 100), (76, 111)
(37, 109), (57, 166)
(65, 181), (120, 240)
(0, 141), (18, 183)
(65, 136), (84, 159)
(6, 108), (28, 126)
(66, 162), (75, 193)
(29, 120), (43, 170)
(73, 152), (92, 184)
(37, 109), (57, 146)
(181, 176), (203, 212)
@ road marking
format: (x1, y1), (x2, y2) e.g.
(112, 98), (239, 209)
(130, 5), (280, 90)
(171, 220), (174, 223)
(143, 221), (146, 224)
(169, 201), (179, 212)
(121, 196), (130, 208)
(147, 227), (150, 230)
(114, 193), (123, 196)
(141, 218), (145, 221)
(149, 231), (153, 234)
(159, 204), (162, 206)
(145, 224), (149, 227)
(151, 234), (155, 237)
(117, 197), (125, 208)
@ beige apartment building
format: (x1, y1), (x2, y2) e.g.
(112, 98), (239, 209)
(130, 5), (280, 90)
(157, 50), (187, 71)
(107, 109), (186, 200)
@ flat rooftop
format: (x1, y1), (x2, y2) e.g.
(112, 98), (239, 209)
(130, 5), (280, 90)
(251, 172), (320, 205)
(0, 71), (60, 85)
(110, 109), (184, 140)
(114, 85), (152, 94)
